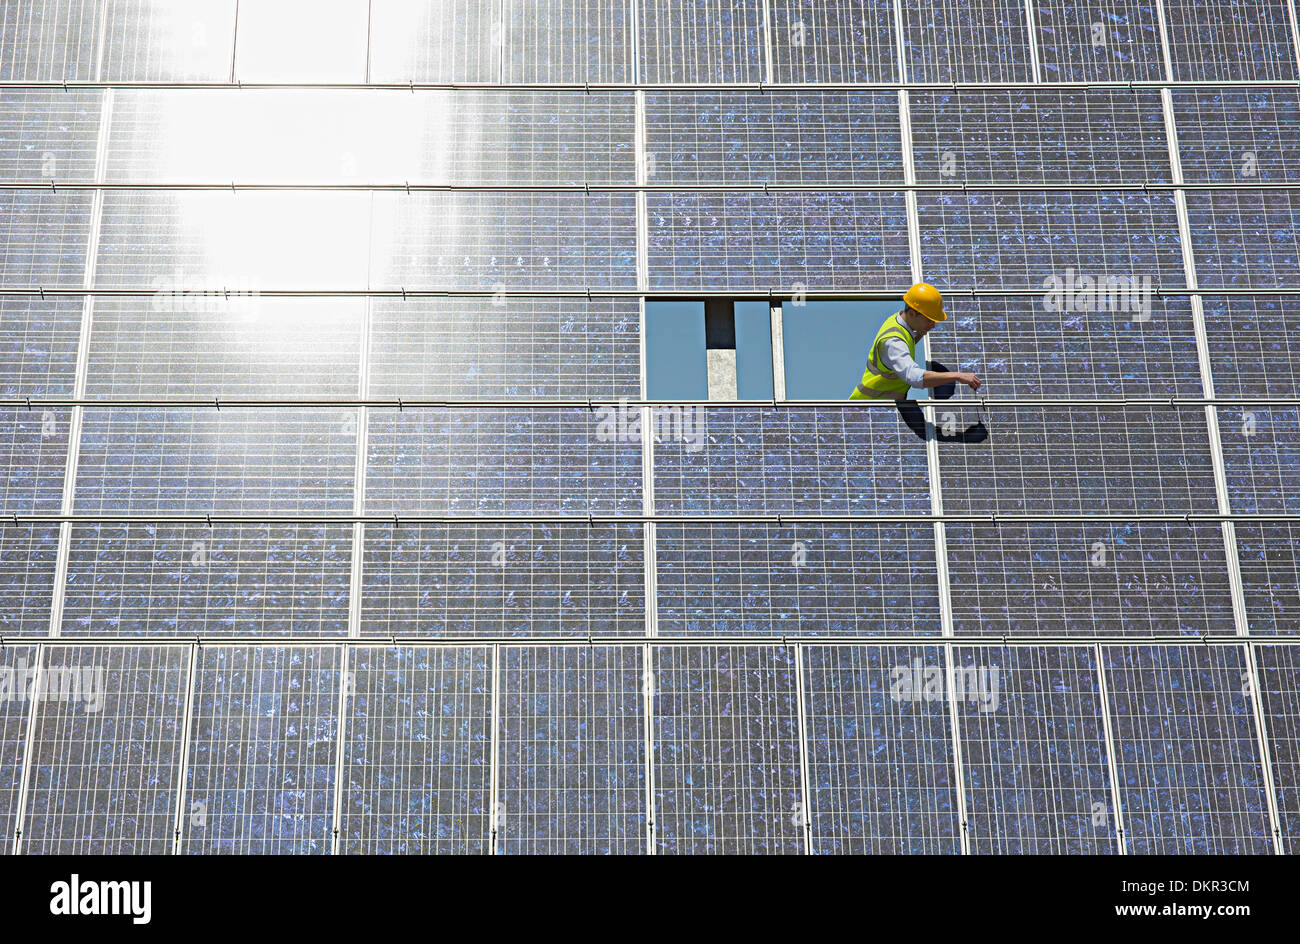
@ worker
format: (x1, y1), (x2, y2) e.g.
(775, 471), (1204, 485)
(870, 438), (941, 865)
(849, 282), (981, 401)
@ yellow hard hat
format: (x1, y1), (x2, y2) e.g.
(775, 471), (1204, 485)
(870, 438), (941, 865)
(904, 282), (945, 322)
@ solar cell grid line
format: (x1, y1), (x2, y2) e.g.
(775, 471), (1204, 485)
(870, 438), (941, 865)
(169, 641), (199, 854)
(0, 645), (37, 852)
(653, 643), (804, 854)
(1173, 88), (1300, 185)
(1253, 643), (1300, 852)
(1101, 644), (1273, 854)
(20, 643), (189, 854)
(1162, 0), (1299, 82)
(954, 645), (1117, 854)
(802, 645), (959, 853)
(338, 645), (491, 854)
(943, 522), (1238, 637)
(1092, 643), (1127, 853)
(180, 644), (342, 854)
(497, 644), (646, 853)
(908, 88), (1173, 186)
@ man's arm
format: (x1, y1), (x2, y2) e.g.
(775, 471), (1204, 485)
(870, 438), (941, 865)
(880, 338), (982, 391)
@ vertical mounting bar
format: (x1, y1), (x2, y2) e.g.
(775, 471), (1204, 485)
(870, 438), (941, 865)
(49, 87), (113, 638)
(792, 642), (814, 854)
(1152, 0), (1175, 83)
(1093, 643), (1128, 854)
(1288, 0), (1300, 79)
(1022, 0), (1042, 84)
(761, 0), (775, 85)
(1161, 87), (1284, 853)
(488, 641), (502, 854)
(769, 303), (785, 400)
(11, 643), (45, 854)
(171, 641), (200, 854)
(329, 645), (351, 855)
(891, 0), (908, 83)
(229, 0), (242, 84)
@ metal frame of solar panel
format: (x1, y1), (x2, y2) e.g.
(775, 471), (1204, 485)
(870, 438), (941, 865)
(0, 0), (1297, 855)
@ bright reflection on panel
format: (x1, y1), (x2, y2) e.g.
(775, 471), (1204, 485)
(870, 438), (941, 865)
(233, 0), (370, 81)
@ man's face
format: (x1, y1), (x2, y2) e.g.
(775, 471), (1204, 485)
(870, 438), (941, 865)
(905, 306), (936, 338)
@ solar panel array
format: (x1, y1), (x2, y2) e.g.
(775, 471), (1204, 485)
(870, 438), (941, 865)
(0, 0), (1297, 854)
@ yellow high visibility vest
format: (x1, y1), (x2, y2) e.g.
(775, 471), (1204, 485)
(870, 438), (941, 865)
(849, 312), (916, 399)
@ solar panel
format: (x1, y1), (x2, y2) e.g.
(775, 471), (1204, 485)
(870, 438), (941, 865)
(955, 645), (1116, 854)
(1185, 189), (1300, 289)
(926, 295), (1202, 399)
(652, 408), (931, 515)
(0, 191), (92, 287)
(1174, 88), (1300, 184)
(365, 408), (642, 515)
(359, 523), (645, 637)
(85, 298), (364, 399)
(654, 644), (804, 854)
(910, 89), (1171, 186)
(0, 89), (102, 183)
(503, 0), (633, 83)
(367, 297), (640, 400)
(655, 523), (941, 635)
(1253, 644), (1300, 853)
(647, 192), (910, 290)
(0, 0), (103, 82)
(233, 0), (369, 83)
(767, 0), (898, 83)
(1032, 0), (1165, 82)
(899, 0), (1032, 83)
(0, 297), (83, 397)
(0, 524), (59, 636)
(371, 192), (638, 291)
(643, 91), (904, 187)
(1201, 295), (1300, 397)
(22, 644), (189, 854)
(1218, 406), (1300, 514)
(369, 0), (502, 83)
(339, 645), (491, 854)
(1162, 0), (1299, 82)
(61, 523), (353, 637)
(99, 0), (237, 81)
(937, 407), (1219, 515)
(181, 645), (341, 854)
(802, 645), (959, 853)
(945, 523), (1237, 636)
(1236, 524), (1300, 635)
(94, 191), (372, 290)
(917, 191), (1186, 290)
(75, 407), (357, 514)
(0, 406), (69, 515)
(105, 89), (635, 186)
(640, 0), (765, 83)
(1102, 644), (1272, 854)
(498, 645), (645, 853)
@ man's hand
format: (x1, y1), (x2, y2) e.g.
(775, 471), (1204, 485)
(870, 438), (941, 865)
(955, 372), (981, 392)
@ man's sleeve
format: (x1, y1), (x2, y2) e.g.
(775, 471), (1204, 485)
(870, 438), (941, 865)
(880, 337), (927, 387)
